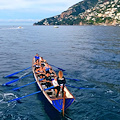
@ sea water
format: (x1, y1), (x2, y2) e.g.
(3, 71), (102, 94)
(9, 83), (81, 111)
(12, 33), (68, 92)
(0, 25), (120, 120)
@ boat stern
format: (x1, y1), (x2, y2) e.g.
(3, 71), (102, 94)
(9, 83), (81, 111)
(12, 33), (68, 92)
(52, 98), (74, 112)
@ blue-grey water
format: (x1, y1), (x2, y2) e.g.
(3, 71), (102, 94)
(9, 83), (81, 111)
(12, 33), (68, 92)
(0, 25), (120, 120)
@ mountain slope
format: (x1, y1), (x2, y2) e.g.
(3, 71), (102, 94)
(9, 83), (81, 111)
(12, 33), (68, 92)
(34, 0), (120, 26)
(34, 0), (99, 25)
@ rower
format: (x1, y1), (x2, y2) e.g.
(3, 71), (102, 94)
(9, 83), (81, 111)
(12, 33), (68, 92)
(34, 53), (40, 61)
(45, 72), (52, 88)
(49, 68), (56, 79)
(39, 74), (46, 83)
(57, 71), (66, 97)
(40, 57), (46, 66)
(35, 64), (45, 77)
(33, 59), (40, 70)
(44, 62), (52, 74)
(52, 77), (60, 98)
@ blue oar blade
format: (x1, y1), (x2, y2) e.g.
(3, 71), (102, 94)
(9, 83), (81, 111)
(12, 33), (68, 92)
(2, 78), (19, 86)
(8, 86), (54, 102)
(4, 67), (31, 78)
(2, 73), (32, 86)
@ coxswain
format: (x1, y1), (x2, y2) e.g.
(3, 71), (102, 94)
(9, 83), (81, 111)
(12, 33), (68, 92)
(57, 71), (66, 97)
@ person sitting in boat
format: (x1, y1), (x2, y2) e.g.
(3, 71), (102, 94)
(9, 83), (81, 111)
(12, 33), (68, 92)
(40, 57), (46, 66)
(34, 53), (40, 61)
(57, 71), (66, 97)
(35, 64), (45, 76)
(52, 77), (60, 98)
(33, 59), (40, 70)
(45, 72), (52, 88)
(44, 62), (52, 74)
(49, 68), (56, 79)
(39, 74), (46, 82)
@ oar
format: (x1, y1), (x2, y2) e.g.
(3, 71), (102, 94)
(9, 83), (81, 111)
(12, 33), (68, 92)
(62, 91), (66, 117)
(66, 77), (87, 81)
(66, 78), (81, 81)
(4, 66), (31, 78)
(8, 86), (54, 102)
(49, 64), (65, 71)
(66, 84), (96, 90)
(12, 78), (44, 91)
(2, 73), (32, 86)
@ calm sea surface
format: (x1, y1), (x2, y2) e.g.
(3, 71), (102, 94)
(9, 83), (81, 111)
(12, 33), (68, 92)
(0, 25), (120, 120)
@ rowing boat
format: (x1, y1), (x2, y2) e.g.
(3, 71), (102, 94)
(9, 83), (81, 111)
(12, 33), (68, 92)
(32, 58), (75, 113)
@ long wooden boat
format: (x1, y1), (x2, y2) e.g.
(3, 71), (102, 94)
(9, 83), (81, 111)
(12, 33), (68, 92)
(32, 58), (75, 113)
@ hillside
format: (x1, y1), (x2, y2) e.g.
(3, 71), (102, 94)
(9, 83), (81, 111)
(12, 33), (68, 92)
(34, 0), (120, 26)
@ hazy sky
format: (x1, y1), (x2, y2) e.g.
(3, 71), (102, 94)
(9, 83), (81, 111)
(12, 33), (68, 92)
(0, 0), (82, 22)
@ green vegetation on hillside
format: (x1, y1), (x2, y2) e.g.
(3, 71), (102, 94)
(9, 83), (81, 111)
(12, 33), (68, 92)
(34, 0), (120, 26)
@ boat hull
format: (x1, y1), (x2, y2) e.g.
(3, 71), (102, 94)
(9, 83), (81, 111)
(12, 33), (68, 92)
(52, 98), (74, 112)
(32, 58), (75, 113)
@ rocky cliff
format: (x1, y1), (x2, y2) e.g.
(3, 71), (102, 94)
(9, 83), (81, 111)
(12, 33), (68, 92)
(34, 0), (120, 26)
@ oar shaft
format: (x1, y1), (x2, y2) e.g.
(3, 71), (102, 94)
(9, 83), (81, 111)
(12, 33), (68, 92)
(12, 81), (36, 91)
(49, 64), (65, 71)
(8, 91), (41, 102)
(66, 84), (95, 90)
(2, 73), (32, 86)
(8, 86), (54, 102)
(66, 78), (80, 81)
(12, 78), (44, 91)
(4, 66), (31, 78)
(62, 91), (66, 116)
(65, 78), (87, 81)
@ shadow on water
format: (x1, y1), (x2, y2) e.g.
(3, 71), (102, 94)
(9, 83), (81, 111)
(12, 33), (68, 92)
(35, 85), (69, 120)
(3, 76), (19, 79)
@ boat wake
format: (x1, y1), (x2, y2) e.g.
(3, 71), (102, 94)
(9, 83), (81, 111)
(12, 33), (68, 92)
(19, 71), (32, 79)
(0, 27), (23, 30)
(64, 113), (72, 120)
(0, 92), (17, 108)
